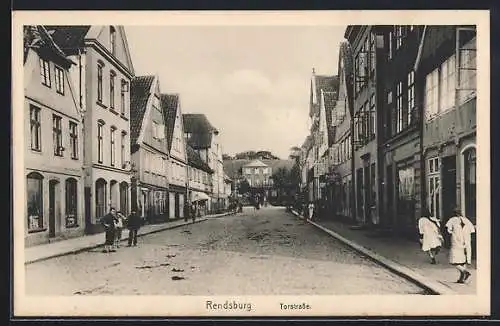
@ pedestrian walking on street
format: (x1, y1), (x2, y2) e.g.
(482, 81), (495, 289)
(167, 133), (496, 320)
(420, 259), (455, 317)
(445, 208), (476, 283)
(126, 209), (141, 247)
(101, 207), (117, 253)
(114, 212), (125, 249)
(417, 208), (443, 264)
(308, 202), (315, 221)
(190, 202), (197, 222)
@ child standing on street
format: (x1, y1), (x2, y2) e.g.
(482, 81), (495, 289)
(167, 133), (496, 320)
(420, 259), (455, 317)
(418, 208), (443, 264)
(445, 208), (476, 283)
(114, 212), (125, 249)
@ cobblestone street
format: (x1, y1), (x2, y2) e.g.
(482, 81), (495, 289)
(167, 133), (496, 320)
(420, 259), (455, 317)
(26, 207), (426, 296)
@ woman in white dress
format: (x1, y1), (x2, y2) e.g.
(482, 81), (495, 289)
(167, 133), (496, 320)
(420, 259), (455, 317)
(445, 208), (475, 283)
(308, 202), (315, 221)
(417, 208), (443, 264)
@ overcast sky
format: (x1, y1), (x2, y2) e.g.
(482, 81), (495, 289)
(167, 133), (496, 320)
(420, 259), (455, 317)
(125, 26), (346, 159)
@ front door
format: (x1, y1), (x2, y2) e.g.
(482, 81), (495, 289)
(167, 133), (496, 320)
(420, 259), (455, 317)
(441, 155), (457, 248)
(48, 180), (59, 238)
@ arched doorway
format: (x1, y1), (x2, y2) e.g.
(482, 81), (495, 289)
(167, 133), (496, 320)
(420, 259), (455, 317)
(95, 178), (107, 221)
(119, 182), (129, 215)
(462, 146), (476, 222)
(49, 179), (60, 238)
(110, 180), (118, 210)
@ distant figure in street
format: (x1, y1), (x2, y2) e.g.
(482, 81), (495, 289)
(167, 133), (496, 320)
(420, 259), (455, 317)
(190, 202), (197, 222)
(418, 208), (443, 264)
(308, 202), (315, 221)
(445, 208), (475, 283)
(101, 207), (117, 253)
(126, 209), (141, 247)
(114, 212), (125, 249)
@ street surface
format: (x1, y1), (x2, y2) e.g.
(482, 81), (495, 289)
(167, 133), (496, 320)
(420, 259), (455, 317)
(26, 207), (426, 295)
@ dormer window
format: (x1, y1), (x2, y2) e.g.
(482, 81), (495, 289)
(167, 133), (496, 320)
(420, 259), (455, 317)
(110, 26), (116, 55)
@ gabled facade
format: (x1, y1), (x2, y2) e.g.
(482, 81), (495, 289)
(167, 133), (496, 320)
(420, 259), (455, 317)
(415, 26), (477, 228)
(345, 25), (382, 226)
(187, 144), (213, 216)
(183, 113), (226, 212)
(130, 75), (169, 222)
(48, 25), (135, 234)
(308, 69), (339, 203)
(377, 25), (425, 235)
(329, 41), (354, 220)
(23, 26), (85, 246)
(242, 159), (272, 188)
(161, 94), (188, 219)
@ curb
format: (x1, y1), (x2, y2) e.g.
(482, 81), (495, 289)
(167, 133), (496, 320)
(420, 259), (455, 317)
(289, 210), (456, 295)
(25, 213), (232, 265)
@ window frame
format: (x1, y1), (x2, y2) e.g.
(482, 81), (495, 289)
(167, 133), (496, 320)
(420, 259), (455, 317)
(69, 121), (79, 160)
(97, 62), (104, 103)
(396, 81), (404, 134)
(39, 57), (51, 87)
(110, 127), (116, 166)
(54, 65), (65, 95)
(30, 105), (41, 152)
(407, 70), (415, 126)
(52, 115), (63, 156)
(65, 178), (78, 228)
(109, 71), (116, 109)
(120, 79), (127, 115)
(110, 26), (116, 55)
(121, 131), (126, 168)
(97, 121), (104, 163)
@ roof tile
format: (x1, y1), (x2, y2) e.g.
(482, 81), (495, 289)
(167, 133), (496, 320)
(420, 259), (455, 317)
(130, 75), (155, 147)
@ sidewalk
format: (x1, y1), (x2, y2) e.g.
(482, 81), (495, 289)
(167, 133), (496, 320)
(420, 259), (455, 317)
(290, 210), (476, 295)
(25, 212), (232, 265)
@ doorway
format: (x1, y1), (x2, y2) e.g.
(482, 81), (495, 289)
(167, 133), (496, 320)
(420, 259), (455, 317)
(441, 155), (457, 248)
(48, 180), (60, 238)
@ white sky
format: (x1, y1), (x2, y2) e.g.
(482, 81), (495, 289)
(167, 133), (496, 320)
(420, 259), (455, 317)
(125, 26), (346, 159)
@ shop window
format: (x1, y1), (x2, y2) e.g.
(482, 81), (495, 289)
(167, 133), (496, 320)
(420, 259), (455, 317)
(65, 178), (78, 228)
(27, 172), (44, 231)
(95, 178), (107, 220)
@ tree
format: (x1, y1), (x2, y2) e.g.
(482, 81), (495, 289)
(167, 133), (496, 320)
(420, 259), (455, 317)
(271, 167), (291, 189)
(237, 179), (251, 195)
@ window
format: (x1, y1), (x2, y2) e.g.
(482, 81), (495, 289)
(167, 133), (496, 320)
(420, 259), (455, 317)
(370, 32), (376, 75)
(427, 157), (440, 219)
(39, 57), (51, 87)
(30, 105), (41, 151)
(121, 132), (126, 167)
(97, 122), (104, 163)
(95, 179), (107, 219)
(69, 121), (78, 159)
(110, 127), (116, 166)
(395, 25), (406, 49)
(407, 70), (415, 126)
(388, 32), (393, 60)
(459, 37), (477, 104)
(424, 68), (439, 119)
(110, 26), (116, 55)
(27, 172), (44, 231)
(439, 55), (456, 112)
(52, 115), (63, 156)
(369, 94), (376, 139)
(54, 66), (64, 94)
(396, 81), (403, 133)
(97, 62), (103, 102)
(424, 54), (456, 120)
(120, 80), (127, 115)
(398, 166), (415, 219)
(110, 72), (116, 109)
(65, 178), (78, 228)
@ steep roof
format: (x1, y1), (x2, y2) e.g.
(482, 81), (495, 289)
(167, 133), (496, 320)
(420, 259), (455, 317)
(24, 26), (75, 67)
(310, 75), (339, 117)
(182, 114), (218, 149)
(160, 94), (179, 152)
(130, 75), (155, 146)
(44, 25), (91, 55)
(187, 145), (213, 174)
(244, 159), (268, 168)
(323, 91), (338, 146)
(223, 159), (295, 179)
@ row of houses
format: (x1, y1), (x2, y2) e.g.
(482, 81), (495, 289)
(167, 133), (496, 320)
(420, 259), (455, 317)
(23, 25), (232, 247)
(298, 25), (477, 239)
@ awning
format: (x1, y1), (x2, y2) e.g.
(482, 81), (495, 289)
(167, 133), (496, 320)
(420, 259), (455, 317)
(191, 191), (210, 202)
